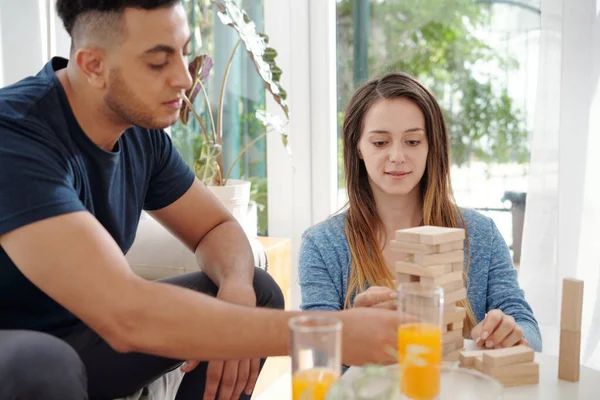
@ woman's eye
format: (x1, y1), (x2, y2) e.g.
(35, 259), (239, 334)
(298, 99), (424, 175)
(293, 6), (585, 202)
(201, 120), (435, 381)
(373, 141), (387, 147)
(407, 140), (421, 146)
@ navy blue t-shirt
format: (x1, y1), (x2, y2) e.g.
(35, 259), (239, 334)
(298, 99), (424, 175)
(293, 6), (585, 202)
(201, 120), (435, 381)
(0, 57), (195, 336)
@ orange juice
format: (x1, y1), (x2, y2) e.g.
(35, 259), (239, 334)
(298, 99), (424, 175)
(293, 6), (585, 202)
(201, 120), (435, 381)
(292, 368), (338, 400)
(398, 323), (442, 400)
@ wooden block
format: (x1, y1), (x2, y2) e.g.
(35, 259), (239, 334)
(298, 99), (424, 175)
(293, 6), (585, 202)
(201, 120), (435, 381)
(443, 336), (464, 354)
(444, 347), (464, 362)
(486, 362), (539, 387)
(443, 306), (466, 325)
(396, 262), (447, 278)
(443, 329), (463, 344)
(560, 278), (584, 332)
(481, 345), (534, 368)
(444, 287), (467, 304)
(421, 270), (463, 286)
(440, 278), (464, 294)
(395, 226), (465, 245)
(409, 250), (464, 267)
(451, 261), (464, 272)
(389, 239), (463, 255)
(474, 356), (483, 372)
(558, 328), (581, 382)
(395, 273), (411, 284)
(447, 320), (463, 332)
(459, 350), (487, 368)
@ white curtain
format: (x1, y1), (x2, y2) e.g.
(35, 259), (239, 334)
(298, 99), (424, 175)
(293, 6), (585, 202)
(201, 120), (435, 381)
(520, 0), (600, 369)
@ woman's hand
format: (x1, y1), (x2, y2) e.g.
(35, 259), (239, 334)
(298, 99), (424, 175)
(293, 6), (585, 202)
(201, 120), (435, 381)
(353, 286), (397, 310)
(471, 309), (530, 349)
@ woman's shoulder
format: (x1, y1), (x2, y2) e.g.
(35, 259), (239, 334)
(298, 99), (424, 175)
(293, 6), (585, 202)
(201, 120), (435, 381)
(302, 210), (348, 243)
(460, 207), (494, 237)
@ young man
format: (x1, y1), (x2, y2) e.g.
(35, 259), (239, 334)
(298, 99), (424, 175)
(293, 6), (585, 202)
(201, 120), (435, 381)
(0, 1), (405, 399)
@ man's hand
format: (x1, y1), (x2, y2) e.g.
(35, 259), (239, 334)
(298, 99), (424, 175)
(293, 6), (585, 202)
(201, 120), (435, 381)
(353, 286), (397, 310)
(181, 283), (259, 400)
(471, 309), (529, 349)
(338, 307), (411, 366)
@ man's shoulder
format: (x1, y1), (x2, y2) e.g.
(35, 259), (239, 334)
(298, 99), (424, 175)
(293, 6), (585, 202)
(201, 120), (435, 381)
(0, 71), (57, 123)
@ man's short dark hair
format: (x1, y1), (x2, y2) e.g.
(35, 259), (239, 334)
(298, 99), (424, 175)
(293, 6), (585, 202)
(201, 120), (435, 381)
(56, 0), (180, 47)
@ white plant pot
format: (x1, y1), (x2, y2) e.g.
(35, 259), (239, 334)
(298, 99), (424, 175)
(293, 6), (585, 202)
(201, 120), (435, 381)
(207, 179), (255, 236)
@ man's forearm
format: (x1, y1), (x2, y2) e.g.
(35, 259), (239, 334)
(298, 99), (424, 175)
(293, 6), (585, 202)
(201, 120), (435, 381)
(194, 219), (254, 288)
(117, 277), (294, 360)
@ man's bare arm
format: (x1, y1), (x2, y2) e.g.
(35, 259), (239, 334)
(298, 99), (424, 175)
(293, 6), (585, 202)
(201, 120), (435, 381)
(149, 179), (254, 291)
(0, 211), (287, 360)
(1, 211), (406, 366)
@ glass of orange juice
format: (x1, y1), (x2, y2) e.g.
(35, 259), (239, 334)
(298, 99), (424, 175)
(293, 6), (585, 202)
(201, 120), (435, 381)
(289, 315), (342, 400)
(397, 283), (443, 400)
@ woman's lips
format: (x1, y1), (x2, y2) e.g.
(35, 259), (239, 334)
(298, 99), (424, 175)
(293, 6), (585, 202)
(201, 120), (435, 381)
(385, 171), (411, 179)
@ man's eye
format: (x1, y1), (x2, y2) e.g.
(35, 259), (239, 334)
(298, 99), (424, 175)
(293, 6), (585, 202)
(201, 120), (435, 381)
(149, 63), (168, 70)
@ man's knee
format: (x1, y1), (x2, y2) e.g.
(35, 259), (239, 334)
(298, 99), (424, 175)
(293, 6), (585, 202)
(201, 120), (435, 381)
(0, 330), (87, 400)
(253, 267), (285, 310)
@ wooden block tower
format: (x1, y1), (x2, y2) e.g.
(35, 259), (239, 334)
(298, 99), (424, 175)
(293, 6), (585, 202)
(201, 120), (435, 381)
(558, 278), (584, 382)
(392, 226), (467, 361)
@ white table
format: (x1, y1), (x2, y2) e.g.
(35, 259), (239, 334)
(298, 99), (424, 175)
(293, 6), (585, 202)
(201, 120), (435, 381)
(342, 346), (600, 399)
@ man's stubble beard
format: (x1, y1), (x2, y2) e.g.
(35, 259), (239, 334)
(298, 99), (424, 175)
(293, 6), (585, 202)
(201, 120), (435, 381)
(104, 67), (175, 130)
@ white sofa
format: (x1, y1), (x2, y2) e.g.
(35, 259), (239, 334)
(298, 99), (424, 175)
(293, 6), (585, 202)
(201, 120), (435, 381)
(118, 213), (267, 400)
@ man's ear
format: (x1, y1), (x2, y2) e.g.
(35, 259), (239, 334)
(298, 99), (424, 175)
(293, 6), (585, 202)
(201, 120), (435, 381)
(75, 48), (108, 89)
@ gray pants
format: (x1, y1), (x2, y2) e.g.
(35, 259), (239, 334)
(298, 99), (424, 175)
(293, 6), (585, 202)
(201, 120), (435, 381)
(0, 267), (285, 400)
(0, 330), (87, 400)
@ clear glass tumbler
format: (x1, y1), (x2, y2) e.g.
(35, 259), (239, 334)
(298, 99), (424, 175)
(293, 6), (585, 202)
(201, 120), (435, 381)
(289, 315), (342, 400)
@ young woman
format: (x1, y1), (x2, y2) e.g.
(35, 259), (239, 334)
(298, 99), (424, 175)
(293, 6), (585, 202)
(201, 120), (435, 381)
(299, 72), (541, 352)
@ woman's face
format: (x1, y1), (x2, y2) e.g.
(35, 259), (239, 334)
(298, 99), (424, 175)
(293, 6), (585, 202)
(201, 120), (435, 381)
(358, 98), (429, 197)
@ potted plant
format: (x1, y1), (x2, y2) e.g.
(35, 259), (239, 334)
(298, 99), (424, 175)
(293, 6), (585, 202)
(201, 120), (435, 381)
(178, 0), (289, 234)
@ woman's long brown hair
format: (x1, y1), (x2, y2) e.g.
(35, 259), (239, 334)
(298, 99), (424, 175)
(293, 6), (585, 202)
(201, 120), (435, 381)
(343, 72), (476, 327)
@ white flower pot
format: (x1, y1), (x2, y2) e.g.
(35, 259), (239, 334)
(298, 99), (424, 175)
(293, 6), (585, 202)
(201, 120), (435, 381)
(207, 179), (255, 236)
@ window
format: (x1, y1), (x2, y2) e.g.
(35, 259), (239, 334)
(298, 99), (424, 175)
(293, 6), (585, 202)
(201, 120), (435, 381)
(172, 0), (269, 235)
(335, 0), (541, 262)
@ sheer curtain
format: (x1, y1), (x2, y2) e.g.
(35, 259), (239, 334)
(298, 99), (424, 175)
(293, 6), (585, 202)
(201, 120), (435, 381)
(520, 0), (600, 369)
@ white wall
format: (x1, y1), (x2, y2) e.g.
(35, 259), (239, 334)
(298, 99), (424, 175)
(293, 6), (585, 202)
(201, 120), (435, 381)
(0, 0), (70, 87)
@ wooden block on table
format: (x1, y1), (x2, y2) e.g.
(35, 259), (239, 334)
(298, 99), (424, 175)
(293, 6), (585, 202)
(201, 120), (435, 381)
(443, 306), (466, 325)
(444, 287), (467, 304)
(481, 345), (534, 368)
(560, 278), (584, 332)
(459, 349), (487, 368)
(396, 262), (447, 278)
(408, 250), (464, 267)
(558, 328), (581, 382)
(474, 356), (483, 372)
(395, 226), (465, 245)
(389, 239), (463, 255)
(485, 362), (540, 387)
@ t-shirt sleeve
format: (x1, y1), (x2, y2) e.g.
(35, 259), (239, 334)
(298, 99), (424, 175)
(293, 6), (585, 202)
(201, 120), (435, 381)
(0, 118), (86, 236)
(143, 130), (195, 211)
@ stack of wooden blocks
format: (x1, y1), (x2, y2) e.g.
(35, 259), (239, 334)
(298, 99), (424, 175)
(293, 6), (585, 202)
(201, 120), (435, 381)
(392, 226), (467, 361)
(558, 278), (584, 382)
(458, 345), (538, 387)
